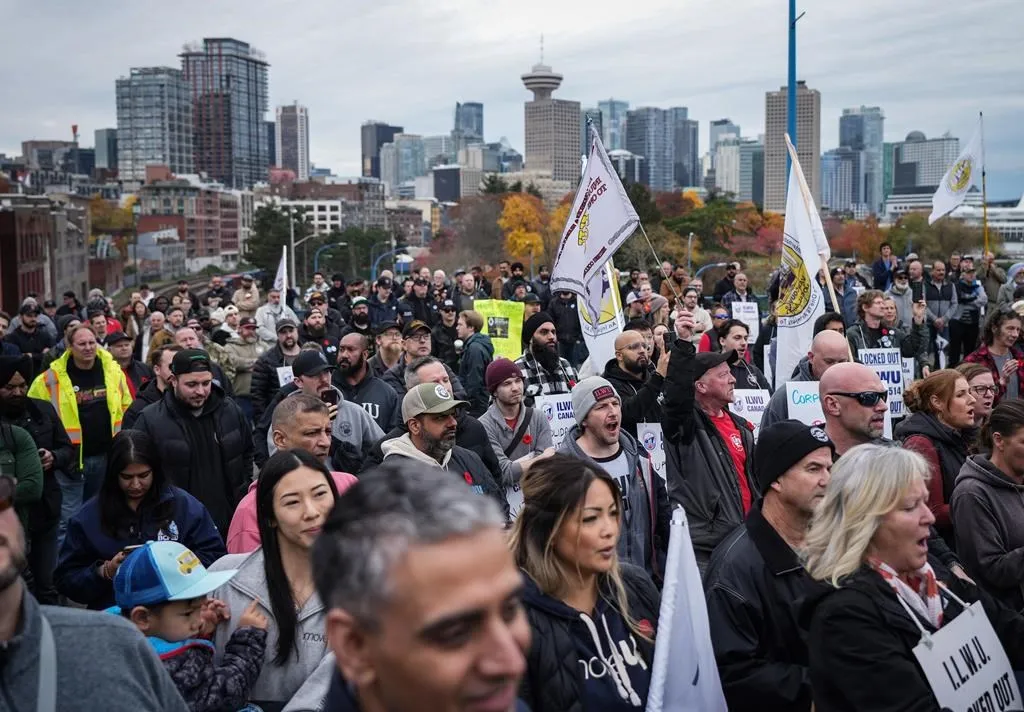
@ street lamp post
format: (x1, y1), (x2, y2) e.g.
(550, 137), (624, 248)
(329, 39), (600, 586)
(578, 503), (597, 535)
(372, 248), (412, 282)
(313, 242), (348, 274)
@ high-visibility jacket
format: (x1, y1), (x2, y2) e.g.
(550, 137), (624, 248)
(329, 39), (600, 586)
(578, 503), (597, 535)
(28, 348), (132, 467)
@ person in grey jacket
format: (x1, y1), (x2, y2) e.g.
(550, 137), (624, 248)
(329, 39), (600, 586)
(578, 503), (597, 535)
(479, 359), (554, 492)
(0, 500), (189, 712)
(845, 289), (928, 363)
(761, 330), (850, 431)
(996, 267), (1024, 309)
(885, 267), (915, 326)
(951, 400), (1024, 612)
(556, 376), (670, 581)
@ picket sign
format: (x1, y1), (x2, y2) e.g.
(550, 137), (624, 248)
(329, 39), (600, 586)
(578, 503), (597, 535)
(534, 393), (576, 450)
(729, 389), (770, 439)
(731, 301), (760, 343)
(506, 484), (524, 521)
(638, 422), (665, 481)
(786, 381), (892, 438)
(903, 357), (916, 386)
(276, 365), (294, 387)
(859, 348), (906, 419)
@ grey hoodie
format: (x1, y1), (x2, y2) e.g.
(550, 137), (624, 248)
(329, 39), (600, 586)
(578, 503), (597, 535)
(479, 401), (553, 487)
(557, 426), (668, 577)
(208, 549), (334, 712)
(265, 385), (384, 465)
(951, 455), (1024, 612)
(760, 356), (815, 431)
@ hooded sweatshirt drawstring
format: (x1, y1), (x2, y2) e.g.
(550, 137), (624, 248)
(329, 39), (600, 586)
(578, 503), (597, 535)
(579, 611), (642, 706)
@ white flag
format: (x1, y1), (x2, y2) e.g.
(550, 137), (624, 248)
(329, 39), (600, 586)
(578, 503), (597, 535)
(775, 135), (831, 387)
(646, 508), (727, 712)
(929, 117), (983, 225)
(578, 261), (625, 371)
(273, 245), (288, 294)
(551, 126), (639, 323)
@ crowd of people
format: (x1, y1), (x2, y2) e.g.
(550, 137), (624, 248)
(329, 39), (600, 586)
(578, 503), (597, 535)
(3, 250), (1024, 711)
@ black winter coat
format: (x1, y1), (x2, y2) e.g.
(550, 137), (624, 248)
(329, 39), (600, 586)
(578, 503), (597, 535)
(431, 323), (458, 369)
(333, 369), (401, 433)
(602, 359), (664, 439)
(380, 357), (466, 400)
(162, 627), (267, 712)
(131, 386), (254, 534)
(804, 563), (1024, 712)
(250, 345), (290, 423)
(548, 297), (582, 345)
(4, 398), (76, 532)
(123, 378), (164, 430)
(518, 565), (660, 712)
(704, 505), (827, 712)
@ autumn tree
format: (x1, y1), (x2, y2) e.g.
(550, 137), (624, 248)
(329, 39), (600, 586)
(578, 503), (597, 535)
(626, 182), (661, 225)
(545, 199), (572, 268)
(498, 193), (547, 263)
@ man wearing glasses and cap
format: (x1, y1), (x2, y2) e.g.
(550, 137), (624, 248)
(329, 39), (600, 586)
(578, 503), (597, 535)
(399, 276), (439, 326)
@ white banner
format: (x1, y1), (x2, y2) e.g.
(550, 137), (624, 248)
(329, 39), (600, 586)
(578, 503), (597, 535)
(903, 357), (916, 386)
(729, 389), (770, 439)
(859, 348), (905, 419)
(273, 244), (288, 293)
(787, 381), (892, 437)
(550, 126), (639, 323)
(775, 134), (831, 391)
(579, 261), (625, 372)
(930, 115), (984, 225)
(731, 301), (760, 343)
(638, 422), (666, 481)
(535, 393), (575, 450)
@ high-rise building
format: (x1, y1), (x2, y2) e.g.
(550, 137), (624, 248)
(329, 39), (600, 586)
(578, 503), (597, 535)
(265, 121), (276, 167)
(597, 99), (629, 151)
(275, 102), (310, 181)
(423, 135), (453, 167)
(94, 129), (118, 171)
(607, 150), (645, 185)
(380, 134), (427, 197)
(116, 67), (194, 181)
(180, 38), (270, 189)
(624, 108), (674, 192)
(739, 138), (764, 205)
(453, 102), (484, 143)
(882, 142), (895, 202)
(821, 147), (857, 212)
(709, 119), (741, 156)
(361, 121), (403, 178)
(890, 131), (960, 193)
(669, 108), (699, 189)
(581, 107), (603, 155)
(839, 106), (885, 214)
(764, 81), (821, 212)
(715, 136), (743, 197)
(522, 59), (581, 183)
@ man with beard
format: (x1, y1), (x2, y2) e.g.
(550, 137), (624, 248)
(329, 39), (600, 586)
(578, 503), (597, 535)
(251, 318), (302, 423)
(308, 290), (345, 331)
(382, 382), (506, 518)
(8, 302), (55, 374)
(660, 264), (688, 302)
(0, 479), (191, 712)
(343, 296), (374, 349)
(334, 332), (400, 432)
(602, 329), (670, 438)
(501, 262), (533, 300)
(399, 277), (439, 326)
(131, 349), (253, 534)
(705, 421), (835, 711)
(369, 321), (403, 377)
(431, 299), (459, 368)
(300, 307), (340, 361)
(124, 344), (182, 429)
(0, 355), (75, 605)
(453, 272), (485, 315)
(204, 274), (232, 308)
(491, 260), (512, 299)
(713, 262), (740, 302)
(471, 264), (492, 296)
(148, 306), (182, 351)
(531, 264), (552, 308)
(557, 377), (670, 580)
(172, 328), (234, 399)
(232, 274), (261, 319)
(515, 312), (579, 396)
(255, 288), (299, 345)
(218, 317), (266, 422)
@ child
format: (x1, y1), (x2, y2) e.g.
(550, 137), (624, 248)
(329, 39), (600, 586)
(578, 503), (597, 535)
(113, 541), (269, 712)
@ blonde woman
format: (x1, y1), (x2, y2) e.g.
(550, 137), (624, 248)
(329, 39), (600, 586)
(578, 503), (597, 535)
(802, 444), (1024, 711)
(510, 454), (659, 712)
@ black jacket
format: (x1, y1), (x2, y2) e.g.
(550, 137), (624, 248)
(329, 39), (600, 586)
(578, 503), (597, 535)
(250, 345), (290, 423)
(162, 628), (266, 712)
(518, 565), (660, 712)
(705, 506), (827, 712)
(131, 386), (254, 534)
(547, 297), (582, 345)
(380, 356), (466, 400)
(431, 322), (458, 369)
(122, 359), (154, 396)
(4, 398), (76, 532)
(804, 563), (1024, 712)
(123, 378), (164, 430)
(333, 369), (401, 433)
(459, 333), (494, 417)
(602, 359), (664, 439)
(397, 294), (438, 325)
(661, 338), (758, 571)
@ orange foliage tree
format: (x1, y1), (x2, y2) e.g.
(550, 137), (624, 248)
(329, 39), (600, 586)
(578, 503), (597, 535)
(498, 193), (547, 262)
(830, 216), (888, 258)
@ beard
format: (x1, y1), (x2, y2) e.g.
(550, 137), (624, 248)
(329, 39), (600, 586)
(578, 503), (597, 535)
(0, 396), (28, 418)
(340, 353), (365, 377)
(422, 428), (457, 461)
(0, 528), (27, 594)
(353, 312), (369, 326)
(532, 339), (561, 372)
(624, 358), (648, 376)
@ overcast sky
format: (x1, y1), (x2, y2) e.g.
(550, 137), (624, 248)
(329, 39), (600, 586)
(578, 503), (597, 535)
(3, 0), (1023, 198)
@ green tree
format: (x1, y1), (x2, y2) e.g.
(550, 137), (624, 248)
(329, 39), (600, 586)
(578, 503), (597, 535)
(664, 197), (737, 252)
(525, 182), (543, 200)
(625, 182), (662, 225)
(480, 174), (509, 195)
(245, 204), (316, 279)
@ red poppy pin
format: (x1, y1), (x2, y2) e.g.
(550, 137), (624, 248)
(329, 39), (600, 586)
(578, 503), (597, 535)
(522, 433), (533, 445)
(463, 472), (473, 485)
(637, 618), (654, 638)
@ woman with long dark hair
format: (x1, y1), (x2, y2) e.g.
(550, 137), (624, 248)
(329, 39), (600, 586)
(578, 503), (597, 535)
(208, 449), (340, 712)
(54, 429), (224, 609)
(964, 307), (1024, 404)
(511, 454), (660, 712)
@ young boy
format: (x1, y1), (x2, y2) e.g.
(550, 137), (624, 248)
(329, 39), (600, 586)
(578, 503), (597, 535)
(113, 541), (268, 712)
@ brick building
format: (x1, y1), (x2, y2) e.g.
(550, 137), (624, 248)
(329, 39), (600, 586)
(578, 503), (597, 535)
(0, 196), (50, 313)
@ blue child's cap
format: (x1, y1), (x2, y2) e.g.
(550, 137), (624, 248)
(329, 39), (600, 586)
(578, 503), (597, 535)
(114, 541), (237, 610)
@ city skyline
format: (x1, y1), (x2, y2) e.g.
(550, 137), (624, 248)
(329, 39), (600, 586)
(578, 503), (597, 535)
(3, 0), (1022, 198)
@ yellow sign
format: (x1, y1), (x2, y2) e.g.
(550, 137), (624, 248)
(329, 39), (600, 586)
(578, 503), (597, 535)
(474, 300), (525, 361)
(776, 243), (814, 319)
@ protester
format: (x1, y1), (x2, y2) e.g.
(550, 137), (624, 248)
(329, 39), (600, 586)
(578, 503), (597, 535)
(705, 420), (834, 711)
(232, 274), (261, 319)
(845, 288), (928, 362)
(131, 349), (253, 535)
(718, 319), (771, 390)
(713, 262), (739, 302)
(516, 312), (580, 396)
(964, 307), (1024, 404)
(368, 276), (400, 327)
(601, 329), (668, 438)
(680, 286), (712, 344)
(510, 454), (659, 711)
(956, 361), (997, 429)
(333, 331), (400, 432)
(312, 459), (531, 711)
(54, 430), (224, 609)
(548, 290), (585, 367)
(251, 318), (302, 423)
(254, 288), (298, 345)
(871, 241), (899, 290)
(803, 444), (1024, 711)
(948, 263), (987, 366)
(368, 320), (403, 377)
(124, 344), (182, 429)
(456, 309), (494, 417)
(896, 369), (975, 546)
(107, 330), (153, 398)
(215, 315), (265, 421)
(697, 303), (730, 353)
(761, 330), (849, 430)
(8, 301), (55, 373)
(380, 319), (436, 396)
(431, 298), (459, 366)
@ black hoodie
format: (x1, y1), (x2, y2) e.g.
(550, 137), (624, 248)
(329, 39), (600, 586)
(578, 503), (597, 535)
(601, 359), (664, 439)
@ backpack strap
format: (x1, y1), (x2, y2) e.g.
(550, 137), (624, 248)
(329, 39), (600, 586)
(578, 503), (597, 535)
(37, 613), (57, 712)
(503, 407), (534, 459)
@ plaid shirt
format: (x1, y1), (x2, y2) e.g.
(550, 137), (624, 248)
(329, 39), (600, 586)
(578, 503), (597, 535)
(515, 350), (580, 396)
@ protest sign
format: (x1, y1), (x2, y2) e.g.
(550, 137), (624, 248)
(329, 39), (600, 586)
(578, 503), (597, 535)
(730, 389), (770, 439)
(787, 380), (891, 437)
(474, 299), (524, 360)
(638, 422), (666, 480)
(859, 348), (905, 418)
(731, 301), (760, 343)
(535, 393), (576, 450)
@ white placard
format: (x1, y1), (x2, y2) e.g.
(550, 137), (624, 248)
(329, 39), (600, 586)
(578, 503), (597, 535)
(534, 393), (575, 450)
(903, 357), (916, 386)
(506, 484), (524, 521)
(859, 348), (905, 418)
(731, 301), (760, 343)
(729, 389), (770, 439)
(638, 422), (666, 481)
(787, 381), (892, 438)
(911, 602), (1022, 712)
(276, 365), (295, 387)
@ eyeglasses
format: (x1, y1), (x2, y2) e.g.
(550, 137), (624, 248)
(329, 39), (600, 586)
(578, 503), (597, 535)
(0, 474), (15, 512)
(827, 391), (888, 407)
(970, 385), (998, 396)
(406, 334), (430, 343)
(712, 313), (729, 320)
(617, 343), (647, 353)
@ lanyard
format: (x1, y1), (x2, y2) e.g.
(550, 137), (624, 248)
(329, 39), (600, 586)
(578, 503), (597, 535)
(37, 613), (56, 712)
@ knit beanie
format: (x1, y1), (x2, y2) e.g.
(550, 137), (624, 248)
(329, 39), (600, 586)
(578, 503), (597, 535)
(486, 358), (522, 393)
(522, 311), (554, 350)
(754, 419), (834, 496)
(571, 377), (617, 427)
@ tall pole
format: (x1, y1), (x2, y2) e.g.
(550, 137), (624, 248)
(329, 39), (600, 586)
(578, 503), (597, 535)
(787, 0), (798, 183)
(288, 209), (297, 291)
(980, 111), (990, 257)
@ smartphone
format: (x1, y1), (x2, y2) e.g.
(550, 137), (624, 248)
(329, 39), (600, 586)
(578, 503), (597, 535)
(911, 281), (924, 303)
(320, 390), (340, 406)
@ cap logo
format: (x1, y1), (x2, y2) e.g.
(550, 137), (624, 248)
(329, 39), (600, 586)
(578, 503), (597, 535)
(177, 550), (200, 575)
(810, 427), (829, 443)
(592, 385), (615, 402)
(434, 385), (451, 400)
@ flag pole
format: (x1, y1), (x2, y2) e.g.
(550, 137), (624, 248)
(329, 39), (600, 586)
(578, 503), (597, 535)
(980, 111), (990, 257)
(638, 223), (682, 302)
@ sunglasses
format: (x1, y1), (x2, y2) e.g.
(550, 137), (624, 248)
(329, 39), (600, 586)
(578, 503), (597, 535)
(828, 391), (888, 407)
(0, 474), (15, 512)
(712, 313), (729, 320)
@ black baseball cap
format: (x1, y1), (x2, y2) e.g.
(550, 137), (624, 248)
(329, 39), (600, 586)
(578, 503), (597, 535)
(105, 331), (132, 345)
(523, 293), (541, 304)
(293, 350), (335, 378)
(693, 349), (740, 379)
(441, 299), (456, 311)
(403, 320), (431, 338)
(830, 266), (844, 277)
(18, 303), (39, 316)
(413, 277), (428, 286)
(239, 317), (257, 328)
(171, 349), (212, 376)
(894, 267), (909, 278)
(42, 299), (56, 308)
(375, 320), (401, 336)
(377, 277), (393, 289)
(276, 318), (298, 333)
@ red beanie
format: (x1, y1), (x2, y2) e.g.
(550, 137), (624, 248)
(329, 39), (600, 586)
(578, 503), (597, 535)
(485, 358), (523, 393)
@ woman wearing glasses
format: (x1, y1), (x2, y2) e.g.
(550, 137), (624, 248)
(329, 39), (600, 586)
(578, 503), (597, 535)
(894, 370), (976, 548)
(964, 307), (1024, 405)
(697, 303), (731, 353)
(956, 362), (996, 430)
